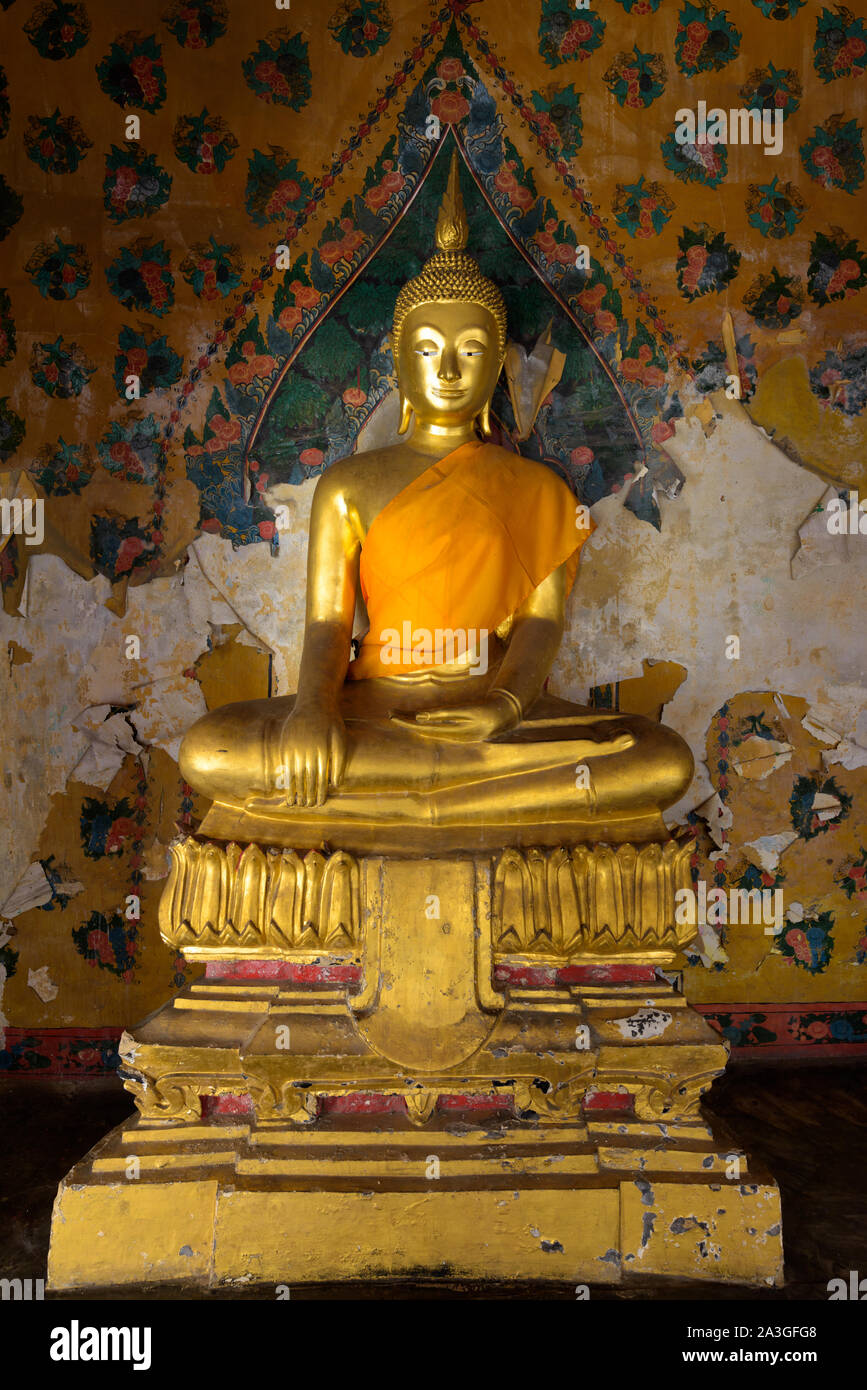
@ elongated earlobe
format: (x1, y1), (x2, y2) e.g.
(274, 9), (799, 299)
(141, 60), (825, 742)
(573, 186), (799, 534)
(476, 399), (492, 439)
(397, 395), (414, 435)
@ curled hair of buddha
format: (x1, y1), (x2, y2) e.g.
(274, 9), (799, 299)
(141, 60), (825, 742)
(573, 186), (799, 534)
(392, 150), (507, 365)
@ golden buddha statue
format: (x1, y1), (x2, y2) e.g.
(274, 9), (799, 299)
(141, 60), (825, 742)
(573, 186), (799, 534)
(179, 153), (693, 852)
(48, 152), (783, 1294)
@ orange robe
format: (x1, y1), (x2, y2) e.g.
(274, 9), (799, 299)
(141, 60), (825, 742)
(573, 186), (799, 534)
(348, 440), (595, 680)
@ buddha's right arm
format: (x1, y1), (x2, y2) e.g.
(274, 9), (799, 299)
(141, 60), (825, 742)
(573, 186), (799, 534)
(277, 471), (362, 804)
(293, 621), (353, 711)
(294, 469), (362, 712)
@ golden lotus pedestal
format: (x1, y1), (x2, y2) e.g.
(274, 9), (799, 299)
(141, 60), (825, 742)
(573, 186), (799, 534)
(48, 837), (783, 1290)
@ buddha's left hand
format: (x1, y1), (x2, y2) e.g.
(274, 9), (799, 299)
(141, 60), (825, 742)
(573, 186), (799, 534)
(391, 694), (520, 742)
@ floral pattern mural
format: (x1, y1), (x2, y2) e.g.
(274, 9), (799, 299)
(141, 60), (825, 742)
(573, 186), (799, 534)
(530, 84), (583, 159)
(675, 2), (741, 74)
(328, 1), (393, 57)
(746, 177), (805, 238)
(103, 143), (173, 221)
(676, 226), (741, 299)
(25, 237), (91, 299)
(99, 417), (168, 485)
(172, 110), (238, 174)
(612, 177), (674, 239)
(24, 109), (92, 173)
(31, 437), (93, 495)
(242, 29), (312, 109)
(112, 326), (182, 398)
(180, 237), (243, 300)
(96, 31), (167, 111)
(24, 1), (91, 61)
(744, 268), (805, 327)
(603, 47), (666, 109)
(106, 238), (175, 316)
(30, 336), (95, 397)
(162, 0), (229, 50)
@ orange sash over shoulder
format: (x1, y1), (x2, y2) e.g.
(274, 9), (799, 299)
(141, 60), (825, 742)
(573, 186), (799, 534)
(348, 440), (595, 680)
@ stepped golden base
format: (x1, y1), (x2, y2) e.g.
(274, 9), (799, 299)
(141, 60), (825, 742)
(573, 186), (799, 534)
(48, 839), (784, 1290)
(48, 1113), (783, 1289)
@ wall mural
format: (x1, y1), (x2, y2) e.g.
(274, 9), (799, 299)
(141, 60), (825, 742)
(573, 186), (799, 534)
(0, 0), (865, 1071)
(228, 136), (661, 529)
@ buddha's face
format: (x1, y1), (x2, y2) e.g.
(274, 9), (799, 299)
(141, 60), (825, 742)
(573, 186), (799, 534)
(397, 301), (502, 427)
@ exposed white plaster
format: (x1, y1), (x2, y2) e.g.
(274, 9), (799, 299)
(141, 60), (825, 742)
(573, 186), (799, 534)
(0, 544), (275, 900)
(743, 832), (799, 873)
(792, 486), (860, 578)
(193, 494), (315, 696)
(693, 792), (733, 848)
(811, 687), (867, 741)
(0, 861), (53, 917)
(613, 1007), (672, 1039)
(731, 736), (793, 779)
(141, 838), (172, 881)
(823, 740), (867, 772)
(78, 550), (241, 710)
(550, 393), (867, 820)
(773, 693), (791, 720)
(802, 713), (841, 744)
(128, 675), (208, 764)
(812, 791), (842, 823)
(1, 558), (114, 895)
(694, 921), (729, 968)
(71, 706), (142, 790)
(27, 965), (58, 1002)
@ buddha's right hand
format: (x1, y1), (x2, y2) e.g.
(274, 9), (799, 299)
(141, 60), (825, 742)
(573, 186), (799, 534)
(273, 707), (347, 807)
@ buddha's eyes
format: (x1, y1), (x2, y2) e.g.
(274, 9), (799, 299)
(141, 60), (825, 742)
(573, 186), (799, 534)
(413, 340), (486, 358)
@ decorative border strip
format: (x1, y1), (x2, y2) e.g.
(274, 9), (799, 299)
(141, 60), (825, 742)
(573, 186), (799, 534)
(4, 1003), (867, 1073)
(696, 1001), (867, 1059)
(0, 1028), (122, 1074)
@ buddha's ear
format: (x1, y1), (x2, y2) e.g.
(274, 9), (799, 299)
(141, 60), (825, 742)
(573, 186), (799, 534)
(476, 399), (492, 439)
(397, 394), (413, 435)
(388, 332), (403, 393)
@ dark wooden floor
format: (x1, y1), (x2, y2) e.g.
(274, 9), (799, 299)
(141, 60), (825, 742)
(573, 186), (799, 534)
(1, 1062), (865, 1299)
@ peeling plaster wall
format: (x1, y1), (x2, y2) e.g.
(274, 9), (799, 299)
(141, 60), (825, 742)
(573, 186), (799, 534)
(549, 392), (867, 1024)
(556, 392), (867, 815)
(4, 390), (867, 1057)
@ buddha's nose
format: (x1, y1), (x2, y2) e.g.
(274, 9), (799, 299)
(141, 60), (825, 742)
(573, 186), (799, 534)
(438, 349), (460, 382)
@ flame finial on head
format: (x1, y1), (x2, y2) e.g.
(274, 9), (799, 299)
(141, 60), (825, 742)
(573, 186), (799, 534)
(435, 148), (469, 252)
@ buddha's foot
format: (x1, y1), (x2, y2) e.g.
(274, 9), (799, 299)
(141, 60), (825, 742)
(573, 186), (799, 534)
(559, 729), (635, 757)
(499, 726), (636, 756)
(520, 710), (638, 727)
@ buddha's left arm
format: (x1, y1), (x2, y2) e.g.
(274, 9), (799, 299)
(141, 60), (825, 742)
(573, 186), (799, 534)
(394, 564), (566, 742)
(490, 562), (566, 717)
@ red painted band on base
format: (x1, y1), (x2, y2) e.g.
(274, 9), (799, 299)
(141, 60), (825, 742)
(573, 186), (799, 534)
(205, 960), (362, 984)
(582, 1092), (633, 1112)
(494, 962), (656, 989)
